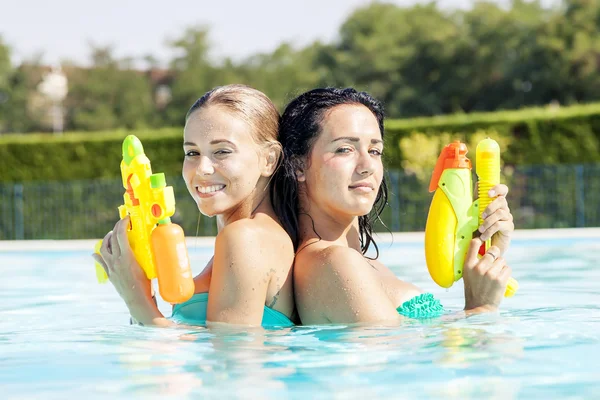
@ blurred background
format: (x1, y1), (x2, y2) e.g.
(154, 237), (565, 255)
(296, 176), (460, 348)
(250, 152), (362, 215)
(0, 0), (598, 239)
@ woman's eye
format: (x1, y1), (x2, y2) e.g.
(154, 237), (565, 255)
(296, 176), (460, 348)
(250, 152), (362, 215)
(185, 150), (199, 157)
(214, 149), (232, 156)
(336, 147), (353, 154)
(369, 148), (383, 156)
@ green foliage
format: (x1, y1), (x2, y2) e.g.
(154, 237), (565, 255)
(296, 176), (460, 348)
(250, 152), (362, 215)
(0, 36), (10, 91)
(66, 46), (155, 131)
(1, 60), (49, 133)
(2, 103), (600, 238)
(384, 102), (600, 169)
(2, 102), (600, 184)
(0, 128), (182, 182)
(235, 42), (326, 107)
(0, 36), (12, 131)
(5, 1), (600, 132)
(162, 27), (220, 126)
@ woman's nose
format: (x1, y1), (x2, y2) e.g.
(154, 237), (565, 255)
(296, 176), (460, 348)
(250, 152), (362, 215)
(197, 155), (214, 175)
(357, 150), (375, 176)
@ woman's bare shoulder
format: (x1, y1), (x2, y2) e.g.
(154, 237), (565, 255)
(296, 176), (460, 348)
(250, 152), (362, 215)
(369, 259), (423, 304)
(296, 246), (423, 305)
(220, 215), (292, 247)
(295, 244), (371, 281)
(293, 244), (402, 324)
(215, 217), (294, 274)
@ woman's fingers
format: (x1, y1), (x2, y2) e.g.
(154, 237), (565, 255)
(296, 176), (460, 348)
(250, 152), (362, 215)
(116, 216), (130, 254)
(480, 219), (514, 241)
(99, 231), (118, 275)
(489, 184), (509, 198)
(465, 238), (484, 270)
(481, 195), (510, 220)
(498, 263), (513, 282)
(110, 220), (122, 259)
(485, 256), (506, 280)
(479, 194), (514, 240)
(483, 246), (501, 263)
(92, 253), (109, 277)
(479, 207), (510, 230)
(475, 246), (501, 274)
(100, 231), (113, 259)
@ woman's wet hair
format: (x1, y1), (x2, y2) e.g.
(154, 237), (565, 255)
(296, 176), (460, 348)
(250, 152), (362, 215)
(186, 84), (281, 154)
(270, 87), (388, 257)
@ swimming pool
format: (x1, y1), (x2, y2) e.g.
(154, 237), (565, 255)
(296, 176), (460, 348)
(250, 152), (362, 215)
(1, 229), (599, 399)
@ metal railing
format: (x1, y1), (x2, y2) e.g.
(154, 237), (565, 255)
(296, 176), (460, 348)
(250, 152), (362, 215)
(1, 164), (598, 240)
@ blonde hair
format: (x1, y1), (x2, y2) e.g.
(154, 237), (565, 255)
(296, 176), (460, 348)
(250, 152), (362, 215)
(186, 84), (281, 154)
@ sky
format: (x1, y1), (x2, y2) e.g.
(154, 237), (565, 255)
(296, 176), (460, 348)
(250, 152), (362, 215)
(0, 0), (557, 67)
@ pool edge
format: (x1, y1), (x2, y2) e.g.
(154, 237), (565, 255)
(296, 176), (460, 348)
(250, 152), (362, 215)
(0, 227), (599, 251)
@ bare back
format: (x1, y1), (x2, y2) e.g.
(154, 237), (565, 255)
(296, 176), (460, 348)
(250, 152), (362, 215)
(294, 240), (421, 324)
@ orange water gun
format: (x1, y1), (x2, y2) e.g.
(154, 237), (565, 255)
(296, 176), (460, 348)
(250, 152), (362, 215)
(94, 135), (194, 304)
(424, 138), (518, 297)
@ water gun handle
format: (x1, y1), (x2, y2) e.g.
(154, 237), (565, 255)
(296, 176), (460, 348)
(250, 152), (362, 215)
(476, 138), (519, 298)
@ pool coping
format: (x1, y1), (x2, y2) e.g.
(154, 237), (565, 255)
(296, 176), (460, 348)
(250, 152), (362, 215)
(0, 227), (598, 251)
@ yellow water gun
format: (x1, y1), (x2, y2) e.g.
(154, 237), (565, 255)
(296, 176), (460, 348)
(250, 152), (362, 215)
(94, 135), (194, 304)
(424, 138), (518, 297)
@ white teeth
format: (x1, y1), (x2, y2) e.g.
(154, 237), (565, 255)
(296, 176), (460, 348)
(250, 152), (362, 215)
(197, 185), (225, 194)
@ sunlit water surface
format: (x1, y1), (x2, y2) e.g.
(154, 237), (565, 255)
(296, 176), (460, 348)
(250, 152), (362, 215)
(1, 234), (599, 399)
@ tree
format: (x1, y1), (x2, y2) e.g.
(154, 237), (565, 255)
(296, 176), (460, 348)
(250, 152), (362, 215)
(66, 44), (154, 130)
(163, 27), (218, 126)
(317, 3), (464, 117)
(0, 36), (12, 131)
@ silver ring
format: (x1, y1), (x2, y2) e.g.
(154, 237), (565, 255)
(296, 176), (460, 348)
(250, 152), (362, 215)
(488, 251), (498, 262)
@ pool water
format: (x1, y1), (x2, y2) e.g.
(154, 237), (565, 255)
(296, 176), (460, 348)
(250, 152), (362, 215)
(1, 232), (599, 399)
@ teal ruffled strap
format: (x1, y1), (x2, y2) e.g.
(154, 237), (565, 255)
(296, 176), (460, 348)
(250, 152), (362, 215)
(396, 293), (444, 319)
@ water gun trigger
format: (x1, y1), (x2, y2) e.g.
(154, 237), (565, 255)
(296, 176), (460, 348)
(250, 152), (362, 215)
(478, 242), (486, 257)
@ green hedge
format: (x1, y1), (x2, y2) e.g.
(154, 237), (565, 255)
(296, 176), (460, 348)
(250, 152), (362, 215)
(0, 128), (183, 183)
(384, 103), (600, 170)
(2, 102), (600, 183)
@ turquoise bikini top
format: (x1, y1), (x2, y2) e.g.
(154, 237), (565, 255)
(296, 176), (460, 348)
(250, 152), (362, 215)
(396, 293), (445, 319)
(171, 292), (443, 327)
(171, 292), (294, 328)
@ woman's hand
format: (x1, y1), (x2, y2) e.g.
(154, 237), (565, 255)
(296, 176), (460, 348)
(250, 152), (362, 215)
(478, 184), (514, 256)
(463, 238), (512, 312)
(92, 216), (156, 321)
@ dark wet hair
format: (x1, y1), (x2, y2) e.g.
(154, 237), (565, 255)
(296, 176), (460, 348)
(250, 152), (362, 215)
(270, 87), (388, 257)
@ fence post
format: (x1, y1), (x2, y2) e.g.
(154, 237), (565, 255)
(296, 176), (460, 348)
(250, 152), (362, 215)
(14, 183), (24, 240)
(575, 165), (585, 228)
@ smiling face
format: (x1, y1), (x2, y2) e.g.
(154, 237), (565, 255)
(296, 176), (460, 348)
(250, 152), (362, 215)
(182, 105), (267, 217)
(300, 104), (384, 219)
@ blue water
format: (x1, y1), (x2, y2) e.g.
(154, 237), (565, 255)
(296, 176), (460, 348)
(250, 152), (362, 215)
(1, 234), (599, 399)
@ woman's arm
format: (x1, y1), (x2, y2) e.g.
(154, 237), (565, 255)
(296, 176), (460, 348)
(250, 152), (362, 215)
(93, 217), (175, 327)
(206, 220), (275, 326)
